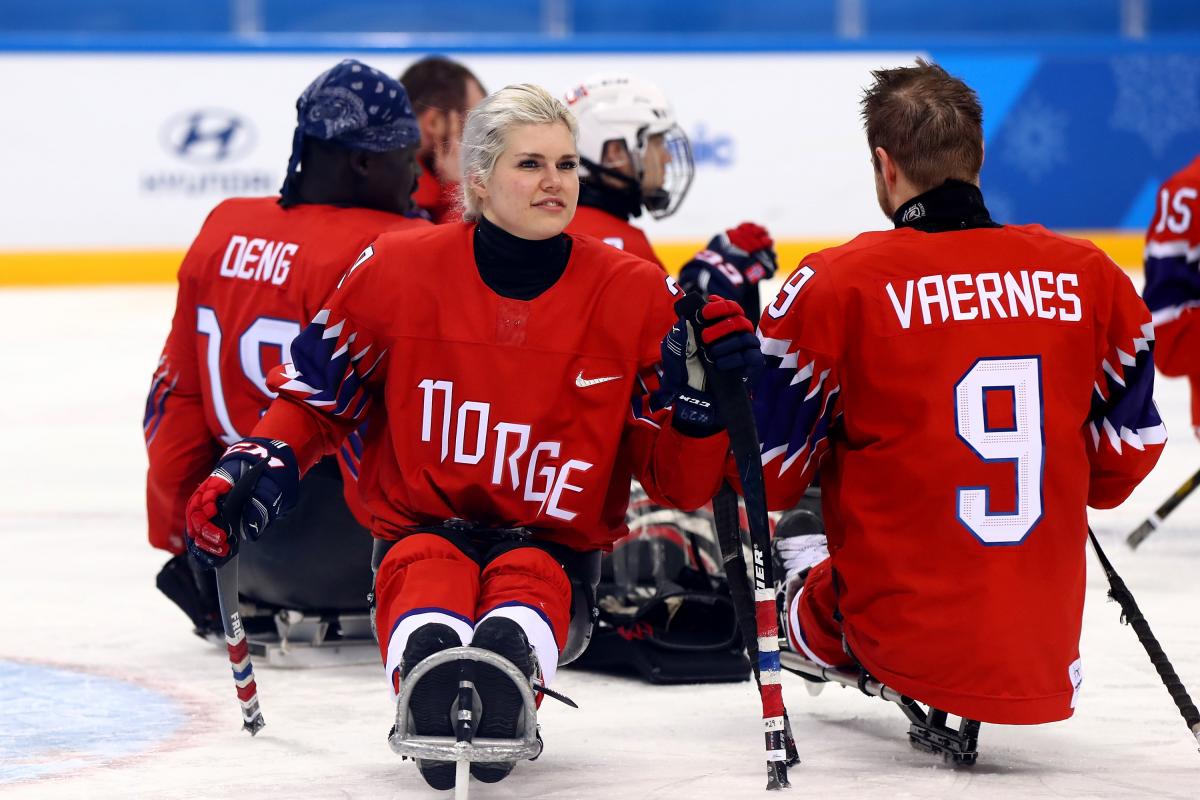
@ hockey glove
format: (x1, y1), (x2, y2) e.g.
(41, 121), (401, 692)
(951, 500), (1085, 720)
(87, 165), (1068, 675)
(679, 223), (778, 303)
(722, 222), (777, 282)
(660, 296), (764, 437)
(184, 438), (300, 570)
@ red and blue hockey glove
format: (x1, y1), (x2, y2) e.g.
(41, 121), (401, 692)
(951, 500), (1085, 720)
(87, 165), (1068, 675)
(661, 296), (764, 437)
(722, 222), (777, 283)
(184, 438), (300, 570)
(679, 223), (778, 303)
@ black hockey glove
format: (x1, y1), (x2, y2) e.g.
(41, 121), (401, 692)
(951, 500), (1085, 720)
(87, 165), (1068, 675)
(660, 296), (763, 437)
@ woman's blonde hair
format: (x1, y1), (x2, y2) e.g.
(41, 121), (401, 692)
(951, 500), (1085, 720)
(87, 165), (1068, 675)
(459, 83), (579, 221)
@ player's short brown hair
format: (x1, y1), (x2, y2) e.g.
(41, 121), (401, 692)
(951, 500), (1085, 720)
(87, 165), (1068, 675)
(400, 56), (484, 115)
(861, 59), (983, 191)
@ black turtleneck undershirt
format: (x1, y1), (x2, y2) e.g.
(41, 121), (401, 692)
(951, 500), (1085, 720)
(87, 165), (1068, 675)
(473, 213), (573, 301)
(891, 179), (1000, 233)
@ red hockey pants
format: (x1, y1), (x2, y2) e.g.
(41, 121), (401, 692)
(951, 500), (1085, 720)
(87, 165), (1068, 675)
(375, 533), (573, 696)
(786, 557), (853, 668)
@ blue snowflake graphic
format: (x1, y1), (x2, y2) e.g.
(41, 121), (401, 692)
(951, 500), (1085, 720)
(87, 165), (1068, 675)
(1000, 95), (1069, 183)
(1110, 55), (1200, 157)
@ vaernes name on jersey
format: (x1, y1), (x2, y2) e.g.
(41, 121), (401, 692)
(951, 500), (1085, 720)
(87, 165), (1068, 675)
(218, 235), (299, 286)
(886, 269), (1082, 330)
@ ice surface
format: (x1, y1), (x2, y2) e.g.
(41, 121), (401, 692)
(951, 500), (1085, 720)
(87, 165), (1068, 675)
(2, 286), (1198, 799)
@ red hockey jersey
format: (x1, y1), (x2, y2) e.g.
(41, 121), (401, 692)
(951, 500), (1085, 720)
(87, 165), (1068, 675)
(254, 222), (727, 552)
(1142, 155), (1200, 435)
(756, 224), (1165, 723)
(566, 205), (664, 269)
(412, 167), (462, 224)
(144, 197), (428, 552)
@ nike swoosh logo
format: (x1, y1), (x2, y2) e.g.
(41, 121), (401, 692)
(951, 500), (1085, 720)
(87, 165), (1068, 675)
(575, 370), (622, 388)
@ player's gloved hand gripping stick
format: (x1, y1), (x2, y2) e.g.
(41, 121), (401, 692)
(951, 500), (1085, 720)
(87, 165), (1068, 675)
(185, 437), (299, 735)
(672, 291), (795, 790)
(213, 458), (268, 736)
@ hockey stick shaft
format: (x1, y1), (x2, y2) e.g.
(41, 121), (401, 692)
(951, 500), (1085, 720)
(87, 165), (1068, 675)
(711, 484), (799, 765)
(1089, 528), (1200, 749)
(676, 292), (791, 790)
(213, 458), (269, 736)
(711, 485), (756, 659)
(215, 558), (265, 735)
(1126, 465), (1200, 549)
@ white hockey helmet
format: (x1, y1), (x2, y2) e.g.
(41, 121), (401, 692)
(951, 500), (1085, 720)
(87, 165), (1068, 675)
(564, 74), (694, 219)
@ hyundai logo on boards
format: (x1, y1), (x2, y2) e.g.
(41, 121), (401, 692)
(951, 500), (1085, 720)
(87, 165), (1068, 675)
(143, 108), (274, 196)
(160, 108), (256, 164)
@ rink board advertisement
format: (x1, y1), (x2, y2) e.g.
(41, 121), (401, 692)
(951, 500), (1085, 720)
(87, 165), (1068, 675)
(3, 44), (1197, 283)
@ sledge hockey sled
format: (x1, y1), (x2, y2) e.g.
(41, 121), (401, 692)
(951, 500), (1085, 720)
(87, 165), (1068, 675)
(206, 605), (379, 668)
(387, 547), (597, 797)
(390, 646), (543, 800)
(779, 649), (982, 766)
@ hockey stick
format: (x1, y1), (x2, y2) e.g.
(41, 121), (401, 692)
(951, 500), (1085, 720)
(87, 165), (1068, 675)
(675, 292), (792, 790)
(213, 459), (268, 736)
(711, 484), (800, 765)
(1088, 527), (1200, 751)
(1125, 465), (1200, 550)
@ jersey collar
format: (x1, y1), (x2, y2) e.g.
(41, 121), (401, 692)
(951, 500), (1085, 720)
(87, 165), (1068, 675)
(892, 180), (1000, 233)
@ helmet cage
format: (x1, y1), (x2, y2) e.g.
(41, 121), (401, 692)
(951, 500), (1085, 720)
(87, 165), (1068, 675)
(641, 122), (694, 219)
(568, 74), (695, 219)
(596, 122), (694, 220)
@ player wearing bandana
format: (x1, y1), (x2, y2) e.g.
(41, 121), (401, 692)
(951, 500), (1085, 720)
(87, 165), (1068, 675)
(144, 60), (429, 635)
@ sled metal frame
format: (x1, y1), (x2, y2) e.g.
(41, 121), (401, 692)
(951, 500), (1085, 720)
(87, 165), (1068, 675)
(388, 646), (542, 764)
(207, 608), (379, 668)
(780, 649), (981, 766)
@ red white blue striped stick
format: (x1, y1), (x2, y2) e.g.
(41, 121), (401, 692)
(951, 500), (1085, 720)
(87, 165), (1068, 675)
(711, 485), (799, 778)
(216, 558), (265, 735)
(676, 292), (792, 789)
(755, 587), (788, 762)
(211, 460), (268, 735)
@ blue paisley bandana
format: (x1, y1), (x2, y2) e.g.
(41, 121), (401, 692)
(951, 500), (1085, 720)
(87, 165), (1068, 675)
(281, 59), (420, 200)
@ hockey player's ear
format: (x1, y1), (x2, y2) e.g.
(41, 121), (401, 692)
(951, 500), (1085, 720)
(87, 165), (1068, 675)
(471, 172), (489, 205)
(421, 107), (447, 144)
(349, 150), (373, 179)
(874, 146), (898, 191)
(601, 140), (631, 173)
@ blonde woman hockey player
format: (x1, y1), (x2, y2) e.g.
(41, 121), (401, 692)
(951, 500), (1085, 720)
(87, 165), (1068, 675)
(181, 83), (763, 792)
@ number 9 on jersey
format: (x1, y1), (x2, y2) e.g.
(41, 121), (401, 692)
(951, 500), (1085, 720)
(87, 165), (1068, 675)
(953, 356), (1044, 546)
